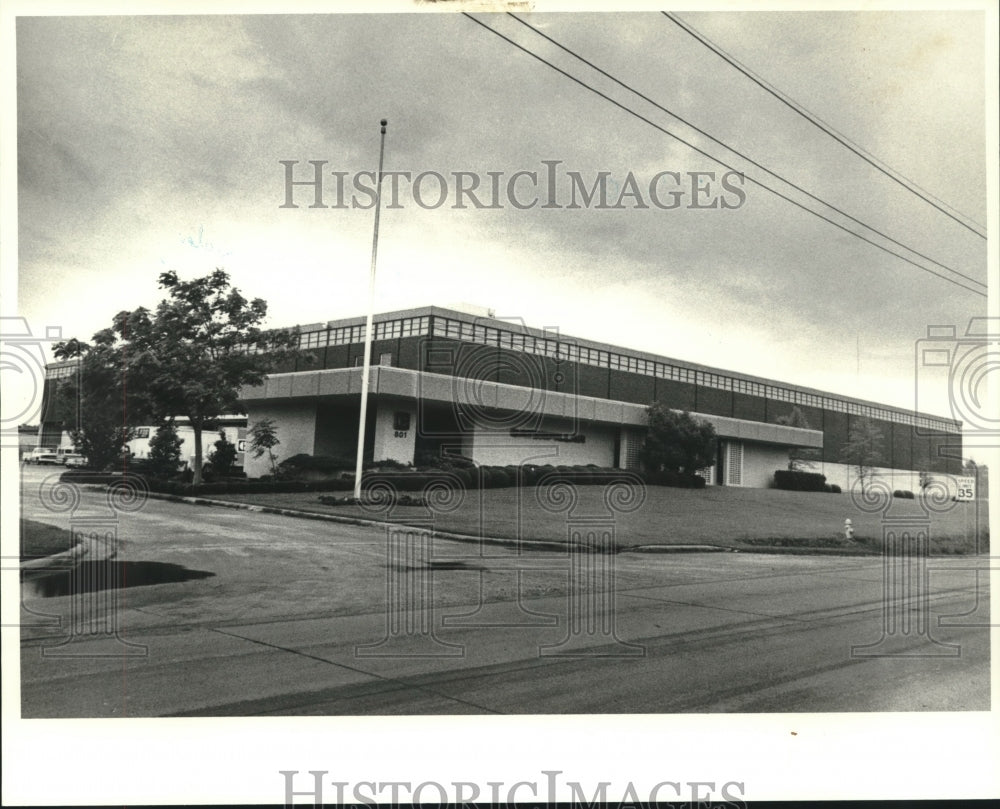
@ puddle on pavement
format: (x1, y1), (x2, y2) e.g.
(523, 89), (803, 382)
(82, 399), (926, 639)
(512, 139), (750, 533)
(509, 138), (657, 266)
(393, 560), (484, 572)
(23, 561), (215, 598)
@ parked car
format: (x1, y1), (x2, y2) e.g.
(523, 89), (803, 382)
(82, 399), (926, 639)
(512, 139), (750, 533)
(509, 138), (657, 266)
(25, 447), (59, 464)
(62, 452), (88, 468)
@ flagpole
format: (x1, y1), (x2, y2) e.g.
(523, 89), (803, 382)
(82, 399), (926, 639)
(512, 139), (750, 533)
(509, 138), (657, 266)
(354, 118), (388, 500)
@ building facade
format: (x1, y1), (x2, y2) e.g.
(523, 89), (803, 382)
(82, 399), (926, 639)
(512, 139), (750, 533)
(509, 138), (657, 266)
(236, 305), (963, 490)
(34, 362), (247, 472)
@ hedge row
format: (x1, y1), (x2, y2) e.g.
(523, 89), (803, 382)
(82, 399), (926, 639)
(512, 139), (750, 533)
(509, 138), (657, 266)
(894, 489), (916, 499)
(62, 465), (678, 496)
(64, 461), (728, 496)
(59, 469), (356, 495)
(644, 470), (707, 489)
(59, 471), (122, 485)
(279, 454), (413, 472)
(364, 465), (637, 491)
(774, 470), (828, 492)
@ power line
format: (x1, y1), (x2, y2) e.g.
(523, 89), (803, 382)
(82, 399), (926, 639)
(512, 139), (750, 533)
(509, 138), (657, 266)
(507, 11), (985, 292)
(462, 13), (986, 298)
(662, 11), (988, 239)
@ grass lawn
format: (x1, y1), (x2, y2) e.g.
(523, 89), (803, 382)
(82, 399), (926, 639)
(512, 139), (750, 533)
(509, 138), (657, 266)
(211, 485), (989, 554)
(20, 520), (76, 561)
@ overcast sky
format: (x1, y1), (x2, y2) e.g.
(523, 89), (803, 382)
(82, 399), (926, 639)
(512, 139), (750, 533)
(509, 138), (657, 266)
(13, 8), (990, 420)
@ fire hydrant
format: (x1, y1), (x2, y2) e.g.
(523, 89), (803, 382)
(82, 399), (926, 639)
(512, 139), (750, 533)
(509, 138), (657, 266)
(844, 518), (854, 540)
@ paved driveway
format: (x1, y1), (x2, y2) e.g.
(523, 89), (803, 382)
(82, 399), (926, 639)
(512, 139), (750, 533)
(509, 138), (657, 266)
(18, 465), (990, 716)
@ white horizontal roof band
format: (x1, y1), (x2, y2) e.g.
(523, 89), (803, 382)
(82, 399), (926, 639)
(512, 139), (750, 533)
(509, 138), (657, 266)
(240, 366), (823, 449)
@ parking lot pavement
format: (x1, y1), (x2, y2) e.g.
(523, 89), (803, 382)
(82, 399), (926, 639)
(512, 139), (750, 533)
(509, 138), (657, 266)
(17, 464), (991, 716)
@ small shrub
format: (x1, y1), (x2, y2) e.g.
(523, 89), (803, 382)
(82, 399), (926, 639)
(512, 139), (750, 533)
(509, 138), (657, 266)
(489, 469), (511, 488)
(645, 469), (679, 487)
(774, 470), (827, 492)
(318, 493), (427, 508)
(479, 467), (512, 488)
(685, 473), (707, 489)
(413, 450), (437, 468)
(148, 422), (184, 479)
(521, 465), (542, 486)
(368, 458), (410, 470)
(280, 454), (355, 473)
(209, 430), (238, 477)
(415, 452), (477, 471)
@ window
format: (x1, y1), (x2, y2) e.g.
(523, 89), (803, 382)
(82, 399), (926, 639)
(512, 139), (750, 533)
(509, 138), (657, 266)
(379, 352), (392, 367)
(352, 311), (960, 436)
(300, 330), (329, 349)
(725, 441), (743, 486)
(623, 430), (642, 470)
(393, 411), (411, 431)
(45, 365), (77, 379)
(401, 316), (429, 337)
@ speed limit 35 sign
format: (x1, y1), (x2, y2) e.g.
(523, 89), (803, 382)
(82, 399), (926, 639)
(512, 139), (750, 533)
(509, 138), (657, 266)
(955, 476), (976, 501)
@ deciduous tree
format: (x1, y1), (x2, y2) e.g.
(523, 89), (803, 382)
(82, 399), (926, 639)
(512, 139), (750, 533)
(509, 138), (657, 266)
(51, 339), (145, 471)
(840, 417), (885, 494)
(248, 417), (281, 478)
(57, 269), (305, 484)
(641, 404), (717, 477)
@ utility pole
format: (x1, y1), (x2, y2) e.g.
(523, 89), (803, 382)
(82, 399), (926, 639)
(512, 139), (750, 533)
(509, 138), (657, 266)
(353, 118), (388, 500)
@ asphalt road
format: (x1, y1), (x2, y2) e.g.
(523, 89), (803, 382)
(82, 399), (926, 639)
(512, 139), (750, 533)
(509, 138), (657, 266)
(18, 465), (991, 716)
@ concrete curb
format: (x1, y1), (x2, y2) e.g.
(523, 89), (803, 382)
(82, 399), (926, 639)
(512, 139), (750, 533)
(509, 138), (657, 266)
(144, 491), (576, 552)
(133, 490), (891, 557)
(20, 531), (119, 574)
(631, 544), (732, 553)
(20, 541), (89, 573)
(730, 545), (881, 557)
